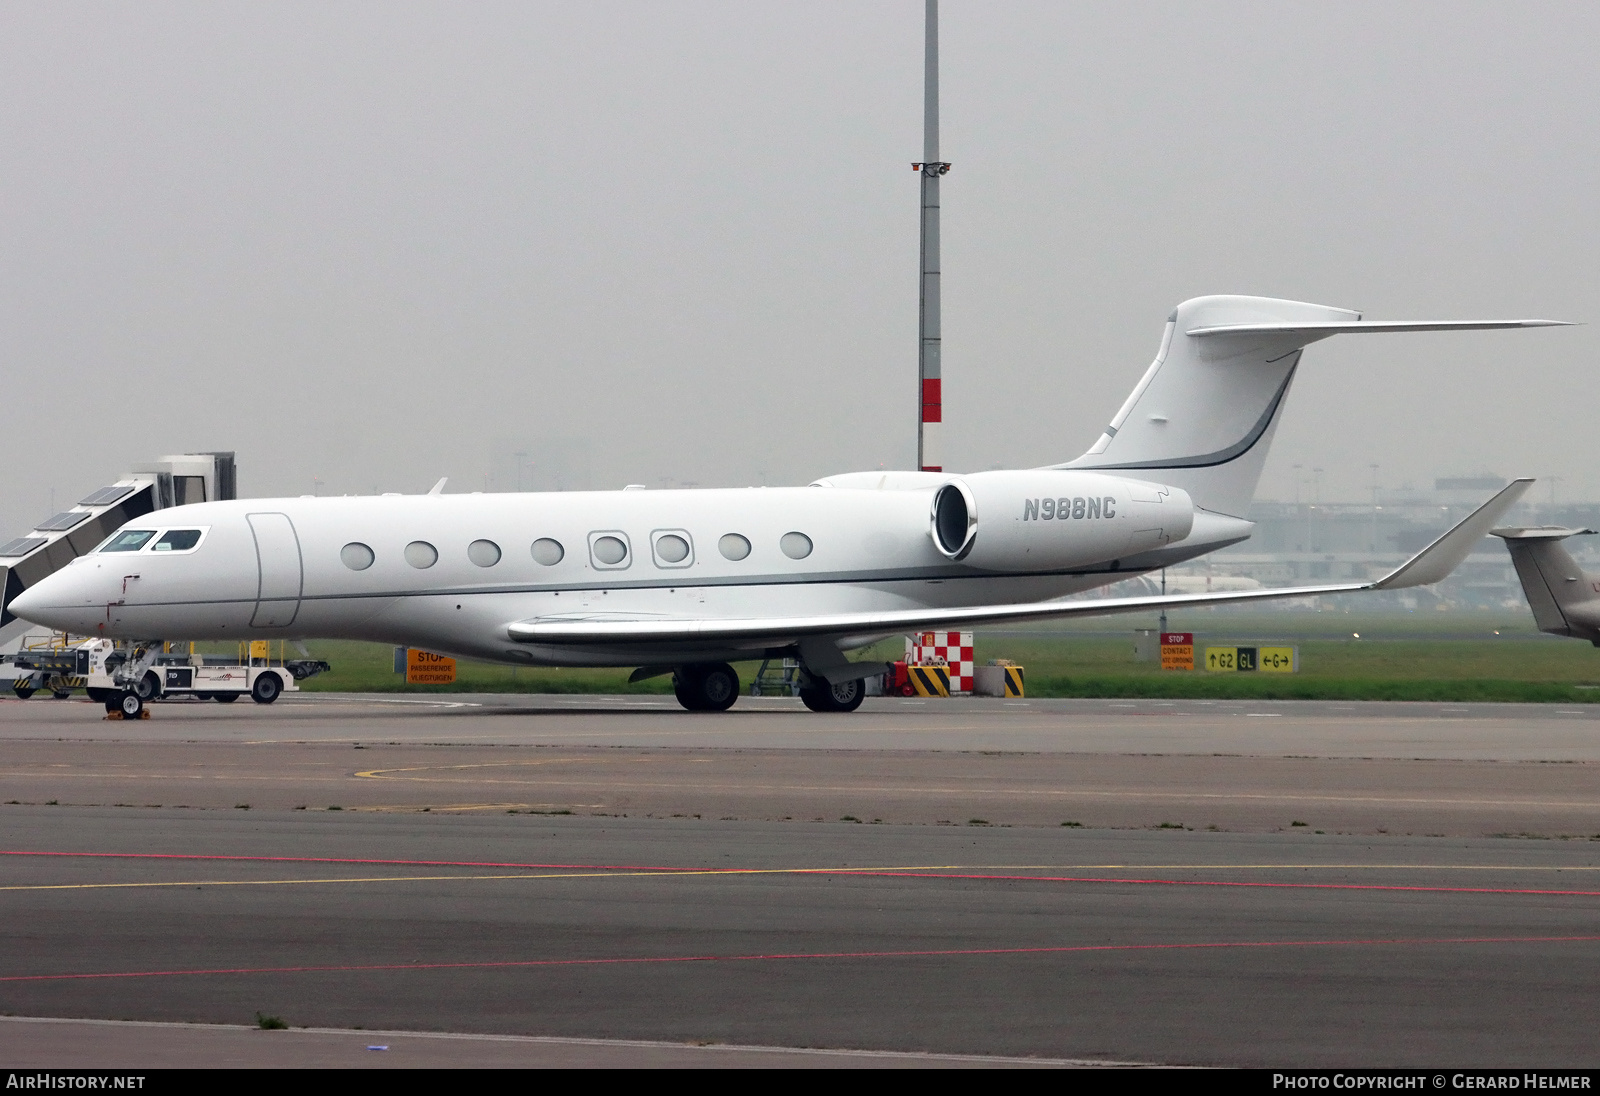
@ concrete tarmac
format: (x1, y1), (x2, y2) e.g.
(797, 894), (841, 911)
(0, 1017), (1079, 1068)
(1, 694), (1597, 835)
(0, 693), (1597, 1067)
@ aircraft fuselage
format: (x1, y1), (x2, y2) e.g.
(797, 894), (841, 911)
(17, 472), (1227, 666)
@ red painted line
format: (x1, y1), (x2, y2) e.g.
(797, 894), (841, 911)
(4, 935), (1597, 984)
(5, 851), (1600, 898)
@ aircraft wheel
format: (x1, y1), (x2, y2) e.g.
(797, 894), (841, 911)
(214, 693), (240, 704)
(251, 672), (282, 705)
(672, 672), (700, 711)
(86, 688), (112, 703)
(115, 691), (143, 719)
(799, 678), (865, 714)
(133, 672), (161, 702)
(827, 678), (866, 712)
(12, 686), (35, 700)
(673, 663), (739, 712)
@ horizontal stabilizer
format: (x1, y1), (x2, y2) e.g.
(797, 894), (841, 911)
(507, 483), (1531, 648)
(1491, 526), (1597, 541)
(1187, 320), (1572, 338)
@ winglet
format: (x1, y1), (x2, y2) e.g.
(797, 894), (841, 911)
(1371, 478), (1534, 589)
(428, 477), (448, 496)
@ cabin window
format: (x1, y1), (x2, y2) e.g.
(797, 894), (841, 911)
(652, 531), (692, 567)
(404, 541), (438, 569)
(531, 538), (564, 566)
(780, 531), (813, 560)
(718, 533), (751, 561)
(590, 534), (629, 568)
(341, 543), (375, 570)
(468, 539), (502, 567)
(102, 530), (155, 553)
(655, 535), (689, 563)
(152, 529), (202, 552)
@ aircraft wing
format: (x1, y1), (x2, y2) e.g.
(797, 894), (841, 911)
(507, 480), (1531, 648)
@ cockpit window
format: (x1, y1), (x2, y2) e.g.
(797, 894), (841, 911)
(102, 530), (155, 553)
(152, 529), (202, 552)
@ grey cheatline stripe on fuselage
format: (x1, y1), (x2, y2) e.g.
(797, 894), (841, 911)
(1068, 356), (1300, 472)
(109, 555), (1181, 612)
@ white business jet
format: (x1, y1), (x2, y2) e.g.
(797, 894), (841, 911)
(9, 295), (1561, 717)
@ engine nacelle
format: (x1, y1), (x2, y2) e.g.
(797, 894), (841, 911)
(929, 470), (1195, 571)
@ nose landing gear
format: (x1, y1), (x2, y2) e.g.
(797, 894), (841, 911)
(105, 690), (147, 720)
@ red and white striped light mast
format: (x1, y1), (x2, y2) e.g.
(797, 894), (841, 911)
(914, 0), (950, 472)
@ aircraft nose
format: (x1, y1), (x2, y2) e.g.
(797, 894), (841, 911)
(5, 583), (44, 621)
(6, 570), (78, 628)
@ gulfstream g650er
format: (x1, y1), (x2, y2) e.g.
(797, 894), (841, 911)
(9, 295), (1560, 714)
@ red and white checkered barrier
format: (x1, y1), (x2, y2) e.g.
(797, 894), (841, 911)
(907, 631), (974, 693)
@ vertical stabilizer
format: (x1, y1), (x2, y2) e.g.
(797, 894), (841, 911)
(1060, 295), (1358, 516)
(1491, 527), (1600, 642)
(1061, 297), (1567, 518)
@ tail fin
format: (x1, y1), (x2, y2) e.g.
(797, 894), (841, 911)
(1060, 295), (1570, 517)
(1491, 527), (1600, 642)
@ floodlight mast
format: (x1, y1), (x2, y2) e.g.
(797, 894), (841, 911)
(915, 0), (950, 472)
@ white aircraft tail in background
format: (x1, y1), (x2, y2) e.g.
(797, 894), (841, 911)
(1493, 527), (1600, 644)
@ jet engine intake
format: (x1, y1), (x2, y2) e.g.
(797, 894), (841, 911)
(928, 470), (1194, 572)
(930, 481), (977, 560)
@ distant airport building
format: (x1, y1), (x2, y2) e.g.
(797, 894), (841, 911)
(1140, 476), (1600, 611)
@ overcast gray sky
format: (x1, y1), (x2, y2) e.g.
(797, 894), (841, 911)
(2, 1), (1595, 535)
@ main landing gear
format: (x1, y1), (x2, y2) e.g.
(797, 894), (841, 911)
(673, 663), (740, 712)
(799, 676), (866, 713)
(667, 661), (869, 714)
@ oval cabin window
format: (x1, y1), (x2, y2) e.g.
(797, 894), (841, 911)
(780, 531), (812, 560)
(718, 533), (751, 561)
(468, 539), (501, 567)
(340, 542), (375, 571)
(404, 541), (438, 569)
(592, 536), (628, 566)
(654, 534), (690, 564)
(531, 538), (564, 566)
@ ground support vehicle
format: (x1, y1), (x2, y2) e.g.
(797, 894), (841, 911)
(40, 638), (329, 716)
(7, 633), (90, 699)
(88, 639), (329, 714)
